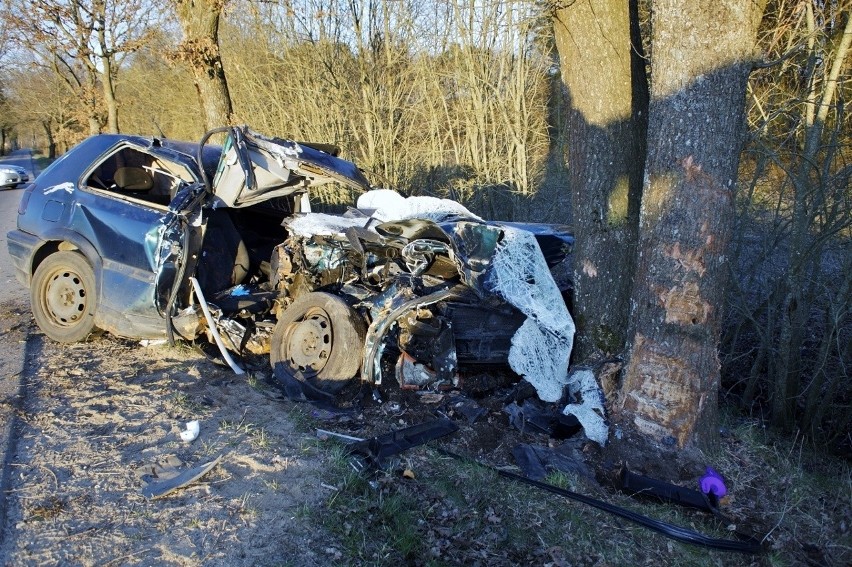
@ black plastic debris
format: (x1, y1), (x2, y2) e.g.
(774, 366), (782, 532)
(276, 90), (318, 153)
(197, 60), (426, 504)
(511, 444), (548, 480)
(511, 443), (593, 481)
(619, 467), (718, 512)
(446, 395), (488, 424)
(346, 418), (459, 469)
(271, 362), (337, 406)
(504, 400), (582, 438)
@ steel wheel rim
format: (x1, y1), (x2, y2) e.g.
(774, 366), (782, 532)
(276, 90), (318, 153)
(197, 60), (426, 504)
(43, 268), (88, 328)
(282, 307), (332, 375)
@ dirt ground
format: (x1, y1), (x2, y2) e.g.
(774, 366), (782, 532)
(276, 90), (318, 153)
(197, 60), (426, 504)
(0, 299), (333, 566)
(2, 297), (849, 566)
(0, 298), (619, 566)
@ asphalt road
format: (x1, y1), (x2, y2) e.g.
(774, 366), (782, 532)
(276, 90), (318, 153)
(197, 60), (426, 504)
(0, 149), (35, 303)
(0, 149), (36, 544)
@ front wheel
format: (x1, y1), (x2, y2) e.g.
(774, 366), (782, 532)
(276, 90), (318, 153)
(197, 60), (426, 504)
(31, 251), (98, 342)
(270, 292), (367, 394)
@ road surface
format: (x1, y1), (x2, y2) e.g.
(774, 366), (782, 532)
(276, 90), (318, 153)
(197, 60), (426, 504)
(0, 149), (37, 542)
(0, 149), (36, 303)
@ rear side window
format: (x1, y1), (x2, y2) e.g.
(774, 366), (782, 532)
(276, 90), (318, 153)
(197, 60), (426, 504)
(84, 146), (194, 207)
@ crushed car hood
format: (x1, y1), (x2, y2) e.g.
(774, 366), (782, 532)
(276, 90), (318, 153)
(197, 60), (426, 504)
(284, 189), (577, 403)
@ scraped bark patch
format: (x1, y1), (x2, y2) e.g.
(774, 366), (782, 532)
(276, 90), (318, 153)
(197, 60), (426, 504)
(665, 242), (706, 276)
(658, 281), (712, 326)
(623, 334), (702, 446)
(582, 259), (599, 277)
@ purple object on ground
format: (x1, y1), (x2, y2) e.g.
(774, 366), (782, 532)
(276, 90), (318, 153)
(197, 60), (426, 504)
(700, 467), (727, 497)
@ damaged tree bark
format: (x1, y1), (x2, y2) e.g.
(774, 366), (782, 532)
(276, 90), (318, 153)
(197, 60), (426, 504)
(620, 0), (767, 449)
(172, 0), (234, 129)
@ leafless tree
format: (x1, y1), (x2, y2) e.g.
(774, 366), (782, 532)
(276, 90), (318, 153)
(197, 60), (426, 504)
(3, 0), (159, 134)
(171, 0), (234, 129)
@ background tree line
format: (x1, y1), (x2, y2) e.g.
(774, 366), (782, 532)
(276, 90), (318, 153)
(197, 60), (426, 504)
(0, 0), (849, 450)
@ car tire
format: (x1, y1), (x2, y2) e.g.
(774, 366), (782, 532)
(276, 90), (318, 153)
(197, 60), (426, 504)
(31, 251), (98, 343)
(270, 292), (367, 393)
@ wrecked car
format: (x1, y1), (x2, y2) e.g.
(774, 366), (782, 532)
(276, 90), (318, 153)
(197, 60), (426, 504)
(7, 126), (578, 405)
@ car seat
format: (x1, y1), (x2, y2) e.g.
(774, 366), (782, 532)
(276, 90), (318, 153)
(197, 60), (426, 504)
(113, 167), (154, 191)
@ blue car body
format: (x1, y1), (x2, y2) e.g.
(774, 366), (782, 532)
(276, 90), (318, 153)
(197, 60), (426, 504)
(8, 135), (220, 337)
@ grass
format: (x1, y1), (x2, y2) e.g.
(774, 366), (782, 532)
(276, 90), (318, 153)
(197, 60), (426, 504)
(305, 419), (851, 566)
(169, 390), (209, 416)
(320, 454), (424, 564)
(218, 411), (278, 452)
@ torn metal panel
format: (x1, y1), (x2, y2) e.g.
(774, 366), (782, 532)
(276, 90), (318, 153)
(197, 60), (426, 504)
(212, 127), (371, 208)
(396, 353), (438, 389)
(361, 285), (468, 385)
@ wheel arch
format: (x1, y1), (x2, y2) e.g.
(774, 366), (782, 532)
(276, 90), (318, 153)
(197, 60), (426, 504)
(29, 232), (104, 307)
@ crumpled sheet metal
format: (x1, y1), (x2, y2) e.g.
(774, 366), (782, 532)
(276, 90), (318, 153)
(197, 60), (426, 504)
(282, 189), (578, 408)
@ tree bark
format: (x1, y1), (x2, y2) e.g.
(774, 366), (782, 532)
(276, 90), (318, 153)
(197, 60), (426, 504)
(621, 0), (767, 449)
(95, 1), (120, 134)
(552, 0), (647, 360)
(173, 0), (233, 130)
(41, 120), (56, 159)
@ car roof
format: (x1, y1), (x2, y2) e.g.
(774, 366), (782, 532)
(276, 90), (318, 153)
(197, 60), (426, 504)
(35, 134), (220, 188)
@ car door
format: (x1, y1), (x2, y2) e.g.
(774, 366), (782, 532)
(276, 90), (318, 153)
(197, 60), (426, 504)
(72, 141), (201, 338)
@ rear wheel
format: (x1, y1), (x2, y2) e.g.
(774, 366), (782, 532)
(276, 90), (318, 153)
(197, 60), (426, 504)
(31, 251), (98, 342)
(270, 292), (366, 393)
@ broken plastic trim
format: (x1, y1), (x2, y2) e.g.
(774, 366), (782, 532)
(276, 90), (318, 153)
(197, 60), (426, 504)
(436, 448), (763, 555)
(319, 419), (459, 469)
(141, 455), (223, 499)
(620, 467), (718, 512)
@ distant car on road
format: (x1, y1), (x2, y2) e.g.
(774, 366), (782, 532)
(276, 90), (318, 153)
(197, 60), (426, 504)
(0, 165), (30, 188)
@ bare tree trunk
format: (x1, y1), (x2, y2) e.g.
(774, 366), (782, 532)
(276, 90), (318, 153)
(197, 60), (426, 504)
(41, 120), (56, 159)
(552, 0), (647, 360)
(96, 3), (120, 134)
(174, 0), (233, 129)
(620, 0), (767, 449)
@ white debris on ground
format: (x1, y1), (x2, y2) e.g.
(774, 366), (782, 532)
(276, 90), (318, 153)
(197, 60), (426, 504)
(484, 226), (575, 403)
(562, 367), (609, 445)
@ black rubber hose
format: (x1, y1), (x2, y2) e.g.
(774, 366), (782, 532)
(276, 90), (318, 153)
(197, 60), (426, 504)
(436, 448), (763, 555)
